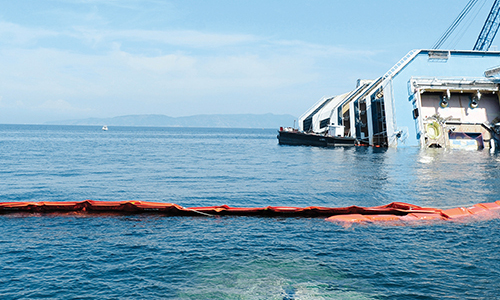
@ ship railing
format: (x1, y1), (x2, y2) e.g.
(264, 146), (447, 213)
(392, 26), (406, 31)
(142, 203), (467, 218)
(410, 76), (500, 91)
(382, 49), (420, 80)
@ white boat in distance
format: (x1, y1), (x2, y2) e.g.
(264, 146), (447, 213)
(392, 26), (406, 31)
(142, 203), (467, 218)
(102, 125), (108, 131)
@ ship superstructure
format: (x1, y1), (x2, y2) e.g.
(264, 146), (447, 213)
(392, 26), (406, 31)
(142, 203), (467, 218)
(279, 0), (500, 150)
(293, 50), (500, 149)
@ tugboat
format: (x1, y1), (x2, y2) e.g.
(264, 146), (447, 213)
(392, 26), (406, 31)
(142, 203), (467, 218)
(278, 126), (357, 147)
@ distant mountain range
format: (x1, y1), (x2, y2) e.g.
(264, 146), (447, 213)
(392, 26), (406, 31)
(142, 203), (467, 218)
(45, 113), (297, 129)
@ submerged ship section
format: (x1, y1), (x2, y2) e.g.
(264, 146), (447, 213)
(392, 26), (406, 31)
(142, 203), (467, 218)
(279, 50), (500, 149)
(411, 76), (500, 149)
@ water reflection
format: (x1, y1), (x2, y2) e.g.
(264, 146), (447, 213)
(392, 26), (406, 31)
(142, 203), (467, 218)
(288, 145), (500, 209)
(412, 148), (500, 208)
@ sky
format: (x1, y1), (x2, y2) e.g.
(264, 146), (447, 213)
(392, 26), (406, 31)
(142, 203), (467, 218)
(0, 0), (497, 124)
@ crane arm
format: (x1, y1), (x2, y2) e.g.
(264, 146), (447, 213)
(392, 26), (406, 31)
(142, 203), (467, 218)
(473, 0), (500, 51)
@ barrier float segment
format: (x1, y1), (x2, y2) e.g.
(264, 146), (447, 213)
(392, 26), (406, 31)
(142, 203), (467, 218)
(1, 200), (500, 224)
(326, 201), (500, 224)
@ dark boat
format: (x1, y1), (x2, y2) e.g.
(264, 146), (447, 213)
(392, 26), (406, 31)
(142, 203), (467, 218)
(277, 127), (357, 147)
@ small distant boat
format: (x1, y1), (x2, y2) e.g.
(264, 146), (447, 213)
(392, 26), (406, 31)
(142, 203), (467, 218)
(102, 125), (108, 131)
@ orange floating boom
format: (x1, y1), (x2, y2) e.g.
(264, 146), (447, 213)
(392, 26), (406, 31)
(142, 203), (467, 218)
(1, 200), (500, 223)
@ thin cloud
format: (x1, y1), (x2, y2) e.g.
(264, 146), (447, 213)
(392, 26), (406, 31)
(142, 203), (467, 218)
(52, 0), (169, 10)
(271, 39), (380, 58)
(72, 27), (260, 49)
(0, 20), (261, 50)
(0, 18), (372, 57)
(38, 99), (91, 113)
(0, 21), (59, 45)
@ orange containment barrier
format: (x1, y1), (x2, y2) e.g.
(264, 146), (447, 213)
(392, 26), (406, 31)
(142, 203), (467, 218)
(1, 200), (500, 224)
(0, 200), (436, 217)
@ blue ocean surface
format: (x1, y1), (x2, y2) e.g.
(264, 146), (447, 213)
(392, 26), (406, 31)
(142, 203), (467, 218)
(1, 124), (500, 299)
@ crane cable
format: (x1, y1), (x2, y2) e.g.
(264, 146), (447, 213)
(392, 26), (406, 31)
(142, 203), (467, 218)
(449, 0), (489, 49)
(432, 0), (480, 49)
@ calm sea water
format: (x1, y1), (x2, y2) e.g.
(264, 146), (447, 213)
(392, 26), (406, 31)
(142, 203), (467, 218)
(1, 124), (500, 299)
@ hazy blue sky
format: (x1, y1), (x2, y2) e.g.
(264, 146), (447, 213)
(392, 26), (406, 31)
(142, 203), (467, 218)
(0, 0), (496, 123)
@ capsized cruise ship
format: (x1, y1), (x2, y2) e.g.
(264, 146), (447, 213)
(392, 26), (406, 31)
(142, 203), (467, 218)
(279, 49), (500, 149)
